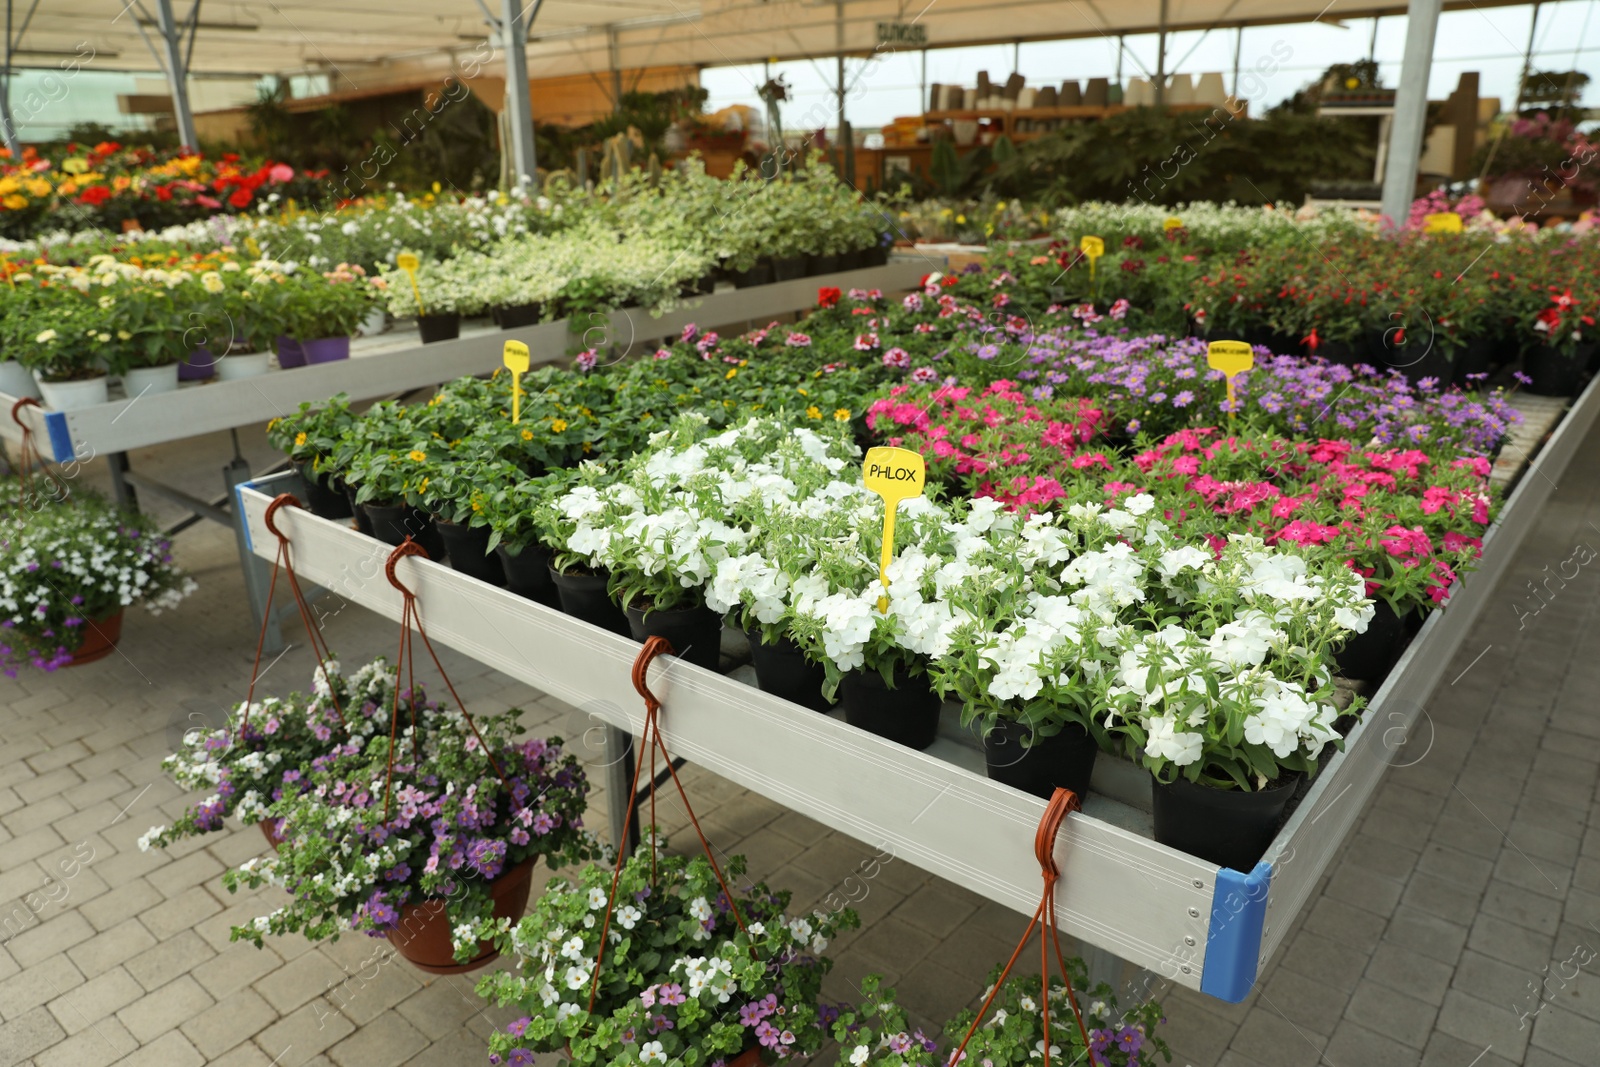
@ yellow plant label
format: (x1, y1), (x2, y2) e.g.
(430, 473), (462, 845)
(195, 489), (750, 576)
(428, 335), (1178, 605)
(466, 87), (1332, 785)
(1207, 340), (1254, 418)
(1080, 235), (1104, 282)
(503, 341), (530, 424)
(863, 446), (926, 614)
(395, 252), (425, 315)
(1164, 216), (1184, 231)
(1423, 211), (1463, 234)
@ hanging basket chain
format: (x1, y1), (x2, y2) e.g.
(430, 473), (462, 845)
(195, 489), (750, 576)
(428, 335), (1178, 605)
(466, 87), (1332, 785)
(586, 635), (753, 1015)
(238, 494), (346, 742)
(947, 787), (1097, 1067)
(380, 538), (510, 824)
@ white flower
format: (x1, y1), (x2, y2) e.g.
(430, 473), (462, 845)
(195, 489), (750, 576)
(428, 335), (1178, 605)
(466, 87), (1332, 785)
(641, 1041), (667, 1063)
(850, 1045), (870, 1065)
(587, 887), (608, 909)
(563, 965), (590, 990)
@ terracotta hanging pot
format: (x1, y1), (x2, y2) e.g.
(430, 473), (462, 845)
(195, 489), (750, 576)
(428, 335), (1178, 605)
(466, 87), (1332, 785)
(387, 859), (536, 974)
(66, 610), (124, 666)
(259, 819), (286, 850)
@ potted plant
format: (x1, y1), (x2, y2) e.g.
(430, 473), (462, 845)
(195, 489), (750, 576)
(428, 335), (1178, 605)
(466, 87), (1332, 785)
(1522, 285), (1595, 395)
(0, 480), (197, 671)
(13, 297), (109, 410)
(281, 263), (376, 364)
(471, 843), (858, 1065)
(211, 686), (593, 974)
(265, 394), (359, 520)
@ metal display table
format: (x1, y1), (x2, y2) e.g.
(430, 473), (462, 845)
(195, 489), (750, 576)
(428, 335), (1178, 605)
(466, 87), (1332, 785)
(0, 261), (927, 648)
(230, 369), (1600, 1001)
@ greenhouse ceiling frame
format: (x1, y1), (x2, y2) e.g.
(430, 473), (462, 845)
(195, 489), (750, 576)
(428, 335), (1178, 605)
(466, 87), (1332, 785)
(0, 0), (1512, 221)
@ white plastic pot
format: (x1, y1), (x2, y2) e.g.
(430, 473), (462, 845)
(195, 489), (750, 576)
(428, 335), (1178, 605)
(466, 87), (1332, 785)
(216, 351), (273, 381)
(358, 307), (388, 337)
(121, 363), (179, 398)
(0, 360), (40, 399)
(34, 372), (109, 411)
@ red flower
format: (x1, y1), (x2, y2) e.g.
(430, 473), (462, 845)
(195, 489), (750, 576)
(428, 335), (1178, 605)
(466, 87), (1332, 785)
(816, 286), (842, 308)
(228, 188), (252, 209)
(77, 185), (113, 207)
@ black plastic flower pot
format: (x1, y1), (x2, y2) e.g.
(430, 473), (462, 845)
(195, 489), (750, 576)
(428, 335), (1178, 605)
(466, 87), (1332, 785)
(729, 261), (773, 288)
(1152, 773), (1299, 872)
(771, 255), (807, 282)
(298, 462), (352, 520)
(496, 543), (560, 607)
(416, 313), (461, 344)
(626, 602), (722, 672)
(547, 565), (629, 636)
(433, 519), (506, 587)
(342, 481), (374, 535)
(497, 303), (542, 329)
(982, 718), (1099, 801)
(839, 667), (941, 750)
(362, 502), (445, 560)
(1388, 340), (1455, 387)
(806, 253), (840, 277)
(1332, 600), (1406, 682)
(1450, 338), (1495, 386)
(1314, 338), (1358, 366)
(745, 629), (831, 712)
(863, 245), (890, 267)
(679, 273), (716, 298)
(1522, 344), (1588, 396)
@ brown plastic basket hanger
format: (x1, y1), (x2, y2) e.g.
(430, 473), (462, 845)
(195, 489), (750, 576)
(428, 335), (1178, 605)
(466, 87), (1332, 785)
(946, 786), (1097, 1067)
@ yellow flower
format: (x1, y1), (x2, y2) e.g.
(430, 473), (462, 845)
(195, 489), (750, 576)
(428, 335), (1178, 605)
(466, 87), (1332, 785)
(471, 500), (483, 512)
(956, 214), (967, 224)
(408, 450), (426, 462)
(520, 428), (533, 440)
(1, 195), (25, 210)
(550, 419), (568, 432)
(419, 477), (429, 492)
(24, 179), (49, 198)
(267, 418), (280, 431)
(833, 408), (850, 421)
(725, 368), (737, 380)
(295, 432), (307, 447)
(0, 177), (17, 195)
(805, 406), (822, 420)
(582, 441), (592, 453)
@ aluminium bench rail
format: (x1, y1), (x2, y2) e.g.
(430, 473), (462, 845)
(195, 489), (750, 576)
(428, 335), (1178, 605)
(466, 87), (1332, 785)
(233, 370), (1600, 1001)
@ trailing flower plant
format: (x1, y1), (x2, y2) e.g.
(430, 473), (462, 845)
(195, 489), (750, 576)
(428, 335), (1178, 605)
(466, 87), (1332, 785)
(0, 479), (196, 673)
(165, 664), (593, 948)
(471, 841), (857, 1065)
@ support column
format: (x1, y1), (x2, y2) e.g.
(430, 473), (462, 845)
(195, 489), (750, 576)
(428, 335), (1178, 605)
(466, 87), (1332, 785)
(501, 0), (539, 184)
(1154, 0), (1169, 107)
(2, 0), (21, 157)
(153, 0), (197, 150)
(1379, 0), (1443, 224)
(1231, 25), (1242, 99)
(607, 26), (622, 107)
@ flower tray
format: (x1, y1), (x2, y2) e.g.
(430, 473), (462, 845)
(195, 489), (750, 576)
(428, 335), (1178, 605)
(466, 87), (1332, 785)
(233, 374), (1600, 1003)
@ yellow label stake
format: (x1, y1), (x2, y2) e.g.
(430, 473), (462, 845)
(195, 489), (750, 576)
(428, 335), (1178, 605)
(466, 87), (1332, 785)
(503, 340), (530, 424)
(1423, 211), (1463, 234)
(863, 446), (927, 613)
(1080, 235), (1104, 283)
(396, 252), (425, 316)
(1207, 340), (1254, 418)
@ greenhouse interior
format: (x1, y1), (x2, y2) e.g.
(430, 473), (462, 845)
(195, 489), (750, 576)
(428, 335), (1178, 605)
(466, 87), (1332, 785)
(2, 0), (1600, 1065)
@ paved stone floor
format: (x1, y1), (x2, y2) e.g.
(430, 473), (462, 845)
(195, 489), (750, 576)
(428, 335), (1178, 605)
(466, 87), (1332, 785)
(1, 411), (1599, 1067)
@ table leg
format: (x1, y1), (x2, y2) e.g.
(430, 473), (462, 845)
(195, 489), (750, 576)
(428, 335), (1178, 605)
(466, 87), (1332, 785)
(604, 724), (640, 857)
(106, 452), (138, 511)
(225, 454), (284, 654)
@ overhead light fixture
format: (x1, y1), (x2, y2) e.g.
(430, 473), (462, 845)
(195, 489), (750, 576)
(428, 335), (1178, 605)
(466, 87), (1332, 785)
(135, 19), (260, 31)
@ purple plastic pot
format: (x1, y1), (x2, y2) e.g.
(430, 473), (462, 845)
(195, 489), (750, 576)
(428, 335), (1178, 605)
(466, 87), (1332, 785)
(276, 335), (308, 369)
(179, 347), (217, 381)
(302, 336), (351, 364)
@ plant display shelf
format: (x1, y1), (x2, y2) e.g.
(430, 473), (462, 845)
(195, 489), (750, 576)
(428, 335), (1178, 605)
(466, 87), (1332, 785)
(0, 260), (926, 649)
(232, 372), (1600, 1002)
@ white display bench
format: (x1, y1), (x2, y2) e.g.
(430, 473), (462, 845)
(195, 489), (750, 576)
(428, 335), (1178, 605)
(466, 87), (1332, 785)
(0, 261), (927, 648)
(230, 368), (1600, 1002)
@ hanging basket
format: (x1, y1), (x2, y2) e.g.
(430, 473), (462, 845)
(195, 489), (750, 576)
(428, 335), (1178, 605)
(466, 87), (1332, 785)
(387, 859), (537, 974)
(66, 610), (124, 666)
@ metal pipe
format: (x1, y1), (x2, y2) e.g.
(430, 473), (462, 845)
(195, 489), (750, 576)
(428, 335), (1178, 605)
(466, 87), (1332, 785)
(501, 0), (539, 184)
(153, 0), (198, 148)
(1154, 0), (1168, 107)
(1379, 0), (1443, 224)
(2, 0), (20, 156)
(1231, 24), (1242, 99)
